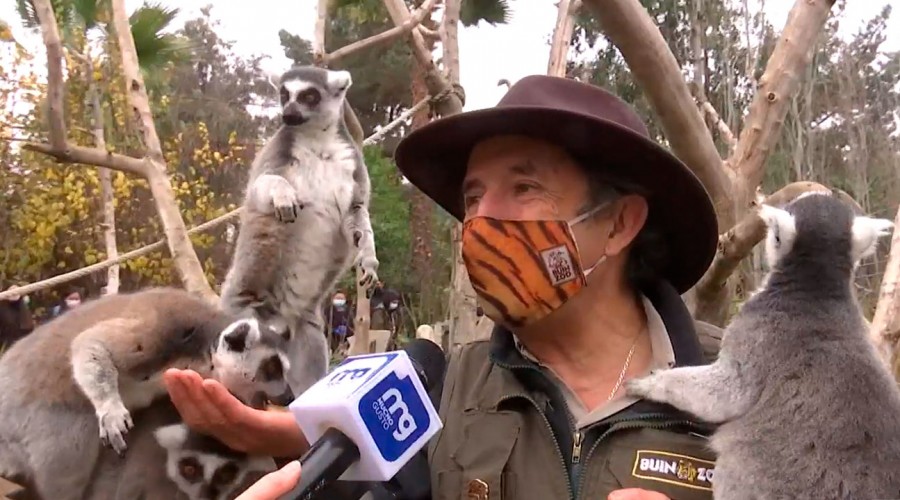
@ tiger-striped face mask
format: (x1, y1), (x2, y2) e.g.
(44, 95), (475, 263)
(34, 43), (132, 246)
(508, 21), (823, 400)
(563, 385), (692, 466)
(461, 203), (609, 328)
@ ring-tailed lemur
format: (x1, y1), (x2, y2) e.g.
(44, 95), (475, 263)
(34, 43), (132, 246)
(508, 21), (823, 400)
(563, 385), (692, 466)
(626, 191), (900, 500)
(83, 397), (276, 500)
(0, 289), (291, 500)
(220, 65), (379, 398)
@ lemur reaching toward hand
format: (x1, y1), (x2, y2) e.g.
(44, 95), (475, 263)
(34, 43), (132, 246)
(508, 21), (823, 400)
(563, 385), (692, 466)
(626, 192), (900, 500)
(220, 65), (379, 397)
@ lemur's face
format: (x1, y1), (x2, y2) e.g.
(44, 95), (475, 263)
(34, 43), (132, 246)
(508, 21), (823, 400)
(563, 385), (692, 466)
(278, 66), (351, 127)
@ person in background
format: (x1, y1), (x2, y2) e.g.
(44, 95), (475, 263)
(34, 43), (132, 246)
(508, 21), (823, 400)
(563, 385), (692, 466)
(50, 288), (82, 319)
(0, 285), (35, 352)
(325, 290), (354, 353)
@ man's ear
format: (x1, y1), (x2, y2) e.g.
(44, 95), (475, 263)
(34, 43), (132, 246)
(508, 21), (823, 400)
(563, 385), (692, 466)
(605, 195), (649, 257)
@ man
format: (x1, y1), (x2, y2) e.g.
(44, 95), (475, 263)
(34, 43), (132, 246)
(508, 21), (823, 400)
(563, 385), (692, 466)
(325, 290), (354, 352)
(0, 285), (35, 352)
(165, 75), (722, 500)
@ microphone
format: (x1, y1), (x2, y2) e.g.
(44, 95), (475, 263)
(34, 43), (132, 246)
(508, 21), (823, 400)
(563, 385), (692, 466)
(279, 339), (445, 500)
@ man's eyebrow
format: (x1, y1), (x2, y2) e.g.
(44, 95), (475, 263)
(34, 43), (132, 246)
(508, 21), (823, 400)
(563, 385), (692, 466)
(461, 177), (483, 194)
(509, 160), (538, 176)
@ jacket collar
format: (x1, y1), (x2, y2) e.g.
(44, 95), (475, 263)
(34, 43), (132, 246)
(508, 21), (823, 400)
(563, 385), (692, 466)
(488, 279), (707, 368)
(479, 279), (709, 418)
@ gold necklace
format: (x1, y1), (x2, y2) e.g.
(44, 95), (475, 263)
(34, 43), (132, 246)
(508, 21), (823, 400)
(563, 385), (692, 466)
(607, 335), (639, 401)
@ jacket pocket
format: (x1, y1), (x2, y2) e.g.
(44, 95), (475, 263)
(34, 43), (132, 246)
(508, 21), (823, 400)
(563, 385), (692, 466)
(434, 410), (521, 500)
(602, 430), (716, 500)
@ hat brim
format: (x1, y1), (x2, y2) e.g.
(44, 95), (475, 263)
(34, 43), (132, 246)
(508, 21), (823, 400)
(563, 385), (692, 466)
(393, 105), (719, 294)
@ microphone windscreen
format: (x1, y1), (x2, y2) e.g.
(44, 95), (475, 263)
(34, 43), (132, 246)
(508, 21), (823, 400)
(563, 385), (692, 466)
(403, 338), (445, 391)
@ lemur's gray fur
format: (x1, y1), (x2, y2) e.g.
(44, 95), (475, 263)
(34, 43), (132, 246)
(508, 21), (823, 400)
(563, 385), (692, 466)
(220, 65), (379, 397)
(0, 289), (290, 500)
(83, 397), (275, 500)
(626, 192), (900, 500)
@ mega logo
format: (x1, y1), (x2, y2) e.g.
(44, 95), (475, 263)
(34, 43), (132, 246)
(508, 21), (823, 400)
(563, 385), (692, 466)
(359, 371), (429, 461)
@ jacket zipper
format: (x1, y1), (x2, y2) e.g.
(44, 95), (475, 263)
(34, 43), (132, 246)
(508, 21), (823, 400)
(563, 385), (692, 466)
(574, 414), (703, 497)
(497, 392), (577, 500)
(572, 430), (584, 464)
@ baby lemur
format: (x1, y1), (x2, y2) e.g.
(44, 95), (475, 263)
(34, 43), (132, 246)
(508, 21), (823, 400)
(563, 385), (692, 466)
(82, 397), (275, 500)
(220, 65), (379, 397)
(626, 192), (900, 499)
(0, 288), (290, 500)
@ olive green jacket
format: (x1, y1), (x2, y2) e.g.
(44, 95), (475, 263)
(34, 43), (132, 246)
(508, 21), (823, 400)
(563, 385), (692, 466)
(427, 281), (720, 500)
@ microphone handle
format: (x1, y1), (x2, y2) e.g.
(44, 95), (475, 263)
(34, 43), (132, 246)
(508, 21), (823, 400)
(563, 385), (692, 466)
(278, 427), (361, 500)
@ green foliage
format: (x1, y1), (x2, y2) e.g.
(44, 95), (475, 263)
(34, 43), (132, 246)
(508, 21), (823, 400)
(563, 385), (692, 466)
(128, 2), (192, 69)
(460, 0), (511, 27)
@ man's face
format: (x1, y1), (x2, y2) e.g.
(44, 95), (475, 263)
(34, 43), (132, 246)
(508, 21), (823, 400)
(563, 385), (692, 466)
(462, 135), (613, 269)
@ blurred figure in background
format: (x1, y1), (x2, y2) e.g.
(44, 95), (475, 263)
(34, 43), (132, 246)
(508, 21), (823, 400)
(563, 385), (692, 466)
(324, 290), (354, 353)
(0, 285), (35, 352)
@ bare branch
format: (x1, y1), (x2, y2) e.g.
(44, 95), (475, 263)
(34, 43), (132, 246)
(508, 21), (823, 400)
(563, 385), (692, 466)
(548, 0), (583, 77)
(22, 142), (150, 177)
(728, 0), (837, 193)
(313, 0), (328, 61)
(111, 0), (216, 300)
(383, 0), (463, 117)
(692, 181), (831, 314)
(699, 99), (737, 147)
(440, 0), (461, 84)
(418, 24), (440, 40)
(872, 205), (900, 374)
(582, 0), (735, 230)
(325, 0), (439, 66)
(31, 0), (66, 151)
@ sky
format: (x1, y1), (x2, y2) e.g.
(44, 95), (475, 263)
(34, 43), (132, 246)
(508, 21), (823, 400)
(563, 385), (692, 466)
(1, 0), (898, 114)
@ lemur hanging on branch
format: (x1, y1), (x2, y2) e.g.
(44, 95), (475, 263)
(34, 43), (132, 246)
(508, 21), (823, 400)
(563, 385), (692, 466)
(220, 65), (380, 397)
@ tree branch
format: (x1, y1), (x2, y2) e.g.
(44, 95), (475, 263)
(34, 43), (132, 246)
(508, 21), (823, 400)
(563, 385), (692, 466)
(31, 0), (67, 152)
(871, 205), (900, 375)
(22, 142), (150, 176)
(548, 0), (582, 77)
(582, 0), (735, 231)
(727, 0), (837, 193)
(692, 181), (831, 312)
(313, 0), (328, 61)
(440, 0), (461, 85)
(417, 24), (440, 40)
(324, 0), (438, 66)
(383, 0), (463, 117)
(110, 0), (216, 301)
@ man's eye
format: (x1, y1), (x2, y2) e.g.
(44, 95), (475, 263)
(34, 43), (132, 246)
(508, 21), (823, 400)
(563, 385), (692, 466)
(514, 183), (537, 195)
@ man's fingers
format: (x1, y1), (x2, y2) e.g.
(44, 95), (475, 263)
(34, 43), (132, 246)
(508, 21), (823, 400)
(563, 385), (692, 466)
(165, 369), (204, 423)
(236, 460), (302, 500)
(202, 378), (250, 424)
(608, 489), (671, 500)
(172, 369), (228, 429)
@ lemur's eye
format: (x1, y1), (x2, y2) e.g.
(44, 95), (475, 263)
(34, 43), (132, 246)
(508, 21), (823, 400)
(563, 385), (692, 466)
(178, 457), (203, 482)
(298, 88), (321, 106)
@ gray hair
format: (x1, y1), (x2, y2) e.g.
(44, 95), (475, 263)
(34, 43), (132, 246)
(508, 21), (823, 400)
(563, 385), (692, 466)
(579, 170), (669, 290)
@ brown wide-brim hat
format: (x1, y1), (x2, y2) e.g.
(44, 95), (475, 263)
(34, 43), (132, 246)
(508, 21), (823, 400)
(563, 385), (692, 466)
(394, 75), (718, 294)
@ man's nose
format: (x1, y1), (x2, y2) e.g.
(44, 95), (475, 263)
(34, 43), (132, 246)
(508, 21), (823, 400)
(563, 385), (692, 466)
(473, 191), (518, 220)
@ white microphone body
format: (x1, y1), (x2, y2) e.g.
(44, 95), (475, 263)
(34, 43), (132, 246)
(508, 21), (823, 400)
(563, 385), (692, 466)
(288, 350), (443, 483)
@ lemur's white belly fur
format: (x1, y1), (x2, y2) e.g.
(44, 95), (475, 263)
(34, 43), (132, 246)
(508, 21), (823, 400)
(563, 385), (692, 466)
(272, 140), (358, 322)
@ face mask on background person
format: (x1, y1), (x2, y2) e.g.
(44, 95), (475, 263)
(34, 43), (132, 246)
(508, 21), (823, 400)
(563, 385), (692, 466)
(333, 298), (346, 308)
(461, 202), (611, 328)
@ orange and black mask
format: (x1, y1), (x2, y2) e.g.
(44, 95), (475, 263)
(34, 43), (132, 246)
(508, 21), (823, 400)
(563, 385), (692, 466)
(460, 204), (608, 329)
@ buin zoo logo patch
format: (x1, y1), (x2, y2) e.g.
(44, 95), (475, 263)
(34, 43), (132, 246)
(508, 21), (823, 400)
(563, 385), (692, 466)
(540, 245), (576, 286)
(631, 450), (715, 492)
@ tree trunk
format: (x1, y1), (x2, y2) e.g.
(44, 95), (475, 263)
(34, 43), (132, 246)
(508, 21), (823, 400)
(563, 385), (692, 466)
(87, 66), (120, 294)
(409, 52), (437, 320)
(110, 0), (216, 301)
(548, 0), (581, 77)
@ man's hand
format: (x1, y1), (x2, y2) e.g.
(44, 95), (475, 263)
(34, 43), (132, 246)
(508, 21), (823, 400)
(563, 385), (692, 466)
(235, 460), (302, 500)
(164, 368), (308, 457)
(608, 488), (671, 500)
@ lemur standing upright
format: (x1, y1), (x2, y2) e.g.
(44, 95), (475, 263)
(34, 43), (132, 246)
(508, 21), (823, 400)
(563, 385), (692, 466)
(220, 65), (379, 397)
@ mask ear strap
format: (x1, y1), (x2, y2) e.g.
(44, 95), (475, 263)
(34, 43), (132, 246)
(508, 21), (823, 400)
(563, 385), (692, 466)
(569, 200), (610, 227)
